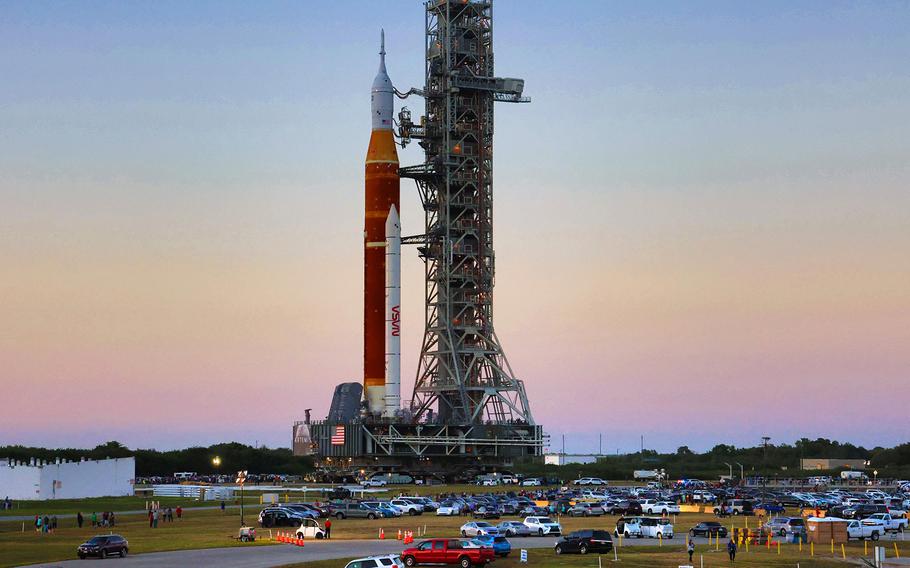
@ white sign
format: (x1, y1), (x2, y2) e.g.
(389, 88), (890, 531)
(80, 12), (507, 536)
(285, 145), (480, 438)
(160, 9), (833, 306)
(520, 549), (528, 563)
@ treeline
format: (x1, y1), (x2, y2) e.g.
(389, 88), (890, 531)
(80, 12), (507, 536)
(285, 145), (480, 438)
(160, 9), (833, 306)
(0, 441), (313, 476)
(516, 438), (910, 480)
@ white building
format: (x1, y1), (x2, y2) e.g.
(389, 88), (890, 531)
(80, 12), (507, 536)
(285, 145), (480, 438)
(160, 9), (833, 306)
(544, 453), (600, 466)
(0, 457), (135, 500)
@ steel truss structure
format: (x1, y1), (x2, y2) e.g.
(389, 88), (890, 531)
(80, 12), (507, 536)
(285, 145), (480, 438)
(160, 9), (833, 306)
(398, 0), (536, 440)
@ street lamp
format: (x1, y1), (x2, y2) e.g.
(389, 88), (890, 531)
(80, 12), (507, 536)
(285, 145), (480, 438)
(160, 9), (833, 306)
(873, 470), (878, 484)
(236, 470), (248, 526)
(212, 456), (222, 468)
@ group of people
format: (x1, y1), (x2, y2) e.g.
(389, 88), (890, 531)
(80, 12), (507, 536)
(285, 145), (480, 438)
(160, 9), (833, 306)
(685, 540), (738, 563)
(2, 496), (12, 510)
(33, 515), (58, 533)
(148, 506), (181, 527)
(75, 511), (117, 528)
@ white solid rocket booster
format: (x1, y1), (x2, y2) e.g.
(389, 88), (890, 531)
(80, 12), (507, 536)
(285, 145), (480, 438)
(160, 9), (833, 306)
(384, 204), (401, 418)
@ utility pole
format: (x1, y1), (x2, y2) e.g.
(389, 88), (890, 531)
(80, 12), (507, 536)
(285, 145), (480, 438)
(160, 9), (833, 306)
(599, 433), (602, 456)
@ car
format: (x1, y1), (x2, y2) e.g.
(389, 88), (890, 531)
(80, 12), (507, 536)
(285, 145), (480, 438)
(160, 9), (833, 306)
(763, 517), (806, 537)
(568, 502), (604, 517)
(754, 502), (786, 514)
(437, 502), (462, 516)
(688, 522), (728, 538)
(77, 534), (129, 559)
(523, 516), (562, 536)
(643, 501), (680, 515)
(295, 518), (327, 539)
(713, 499), (754, 516)
(275, 504), (319, 519)
(401, 538), (495, 567)
(333, 502), (382, 520)
(640, 517), (674, 539)
(573, 477), (607, 486)
(864, 513), (908, 533)
(259, 507), (309, 527)
(390, 499), (424, 516)
(497, 521), (532, 537)
(472, 506), (501, 519)
(554, 530), (614, 555)
(460, 521), (499, 537)
(361, 478), (389, 487)
(471, 534), (511, 557)
(521, 478), (541, 486)
(614, 517), (642, 538)
(612, 500), (643, 515)
(344, 555), (406, 568)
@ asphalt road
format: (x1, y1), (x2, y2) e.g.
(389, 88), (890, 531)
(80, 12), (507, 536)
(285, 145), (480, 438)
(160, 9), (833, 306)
(25, 535), (690, 568)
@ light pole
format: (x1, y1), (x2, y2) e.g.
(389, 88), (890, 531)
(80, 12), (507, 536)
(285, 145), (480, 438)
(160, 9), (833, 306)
(736, 462), (744, 483)
(724, 462), (733, 480)
(236, 470), (248, 526)
(873, 470), (878, 485)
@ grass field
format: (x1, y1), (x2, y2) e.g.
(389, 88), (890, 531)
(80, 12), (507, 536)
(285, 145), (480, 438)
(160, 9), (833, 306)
(0, 495), (266, 518)
(3, 494), (907, 567)
(276, 545), (863, 568)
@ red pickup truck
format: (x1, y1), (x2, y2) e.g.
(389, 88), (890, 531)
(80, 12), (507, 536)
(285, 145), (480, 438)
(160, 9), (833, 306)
(402, 538), (495, 568)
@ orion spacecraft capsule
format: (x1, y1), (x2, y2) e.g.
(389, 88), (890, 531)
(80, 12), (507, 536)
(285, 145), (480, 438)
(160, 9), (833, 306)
(364, 30), (400, 416)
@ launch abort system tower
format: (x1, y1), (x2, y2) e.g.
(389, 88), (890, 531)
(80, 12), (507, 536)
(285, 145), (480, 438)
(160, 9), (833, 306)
(302, 0), (543, 480)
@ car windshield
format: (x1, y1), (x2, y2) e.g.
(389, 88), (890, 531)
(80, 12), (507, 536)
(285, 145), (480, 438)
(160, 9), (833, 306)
(476, 522), (491, 527)
(539, 518), (553, 523)
(86, 537), (107, 544)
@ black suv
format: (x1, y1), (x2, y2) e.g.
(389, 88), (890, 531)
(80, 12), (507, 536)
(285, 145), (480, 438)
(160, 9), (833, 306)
(77, 534), (129, 559)
(689, 522), (728, 538)
(259, 507), (308, 527)
(555, 530), (614, 555)
(847, 504), (888, 519)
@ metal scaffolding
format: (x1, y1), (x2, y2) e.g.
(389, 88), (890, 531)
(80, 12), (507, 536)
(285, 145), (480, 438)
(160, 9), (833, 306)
(399, 0), (536, 432)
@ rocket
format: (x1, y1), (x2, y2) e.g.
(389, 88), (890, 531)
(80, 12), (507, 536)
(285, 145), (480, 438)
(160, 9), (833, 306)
(364, 30), (400, 416)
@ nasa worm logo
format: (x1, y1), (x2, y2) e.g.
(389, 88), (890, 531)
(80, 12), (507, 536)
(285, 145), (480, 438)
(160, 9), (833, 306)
(391, 305), (401, 336)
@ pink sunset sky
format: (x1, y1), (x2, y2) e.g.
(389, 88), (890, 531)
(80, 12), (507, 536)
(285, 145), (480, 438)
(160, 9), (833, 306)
(2, 2), (908, 452)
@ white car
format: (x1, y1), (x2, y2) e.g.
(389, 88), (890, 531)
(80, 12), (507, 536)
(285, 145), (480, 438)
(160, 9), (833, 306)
(460, 521), (499, 537)
(295, 518), (326, 539)
(344, 555), (405, 568)
(521, 478), (541, 486)
(523, 516), (562, 536)
(436, 502), (462, 516)
(574, 477), (607, 486)
(645, 501), (680, 515)
(640, 517), (674, 539)
(389, 499), (423, 515)
(361, 478), (388, 487)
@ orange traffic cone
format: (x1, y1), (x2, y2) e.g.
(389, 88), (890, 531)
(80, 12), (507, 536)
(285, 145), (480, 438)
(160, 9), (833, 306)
(297, 538), (305, 547)
(398, 529), (402, 540)
(379, 528), (385, 540)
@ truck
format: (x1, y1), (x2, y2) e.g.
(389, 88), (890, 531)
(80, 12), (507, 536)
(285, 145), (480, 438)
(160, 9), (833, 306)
(633, 470), (660, 481)
(401, 538), (495, 568)
(840, 471), (868, 481)
(864, 513), (908, 533)
(847, 519), (886, 541)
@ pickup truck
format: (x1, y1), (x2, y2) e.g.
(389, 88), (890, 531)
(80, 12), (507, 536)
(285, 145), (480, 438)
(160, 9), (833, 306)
(402, 538), (494, 568)
(864, 513), (908, 533)
(848, 519), (886, 541)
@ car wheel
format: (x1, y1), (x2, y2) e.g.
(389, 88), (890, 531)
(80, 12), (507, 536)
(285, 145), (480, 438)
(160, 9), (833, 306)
(539, 528), (544, 536)
(100, 550), (107, 559)
(410, 510), (417, 516)
(662, 510), (668, 516)
(899, 526), (905, 533)
(121, 547), (128, 557)
(779, 529), (786, 537)
(734, 510), (740, 516)
(579, 544), (588, 555)
(78, 553), (86, 560)
(555, 545), (563, 555)
(368, 513), (376, 520)
(656, 532), (662, 539)
(404, 556), (417, 567)
(336, 513), (344, 520)
(459, 556), (472, 568)
(689, 530), (695, 537)
(872, 532), (880, 541)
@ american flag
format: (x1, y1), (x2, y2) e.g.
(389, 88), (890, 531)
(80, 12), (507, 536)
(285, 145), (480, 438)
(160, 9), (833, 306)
(330, 425), (345, 445)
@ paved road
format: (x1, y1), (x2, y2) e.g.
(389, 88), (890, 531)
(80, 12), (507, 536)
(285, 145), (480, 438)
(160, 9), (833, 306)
(26, 535), (690, 568)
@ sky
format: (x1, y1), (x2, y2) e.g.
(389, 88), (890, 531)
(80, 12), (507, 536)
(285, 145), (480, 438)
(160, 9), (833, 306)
(1, 1), (908, 453)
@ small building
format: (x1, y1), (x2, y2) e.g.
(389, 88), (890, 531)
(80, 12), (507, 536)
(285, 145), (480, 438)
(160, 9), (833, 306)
(544, 453), (600, 466)
(0, 457), (135, 500)
(800, 458), (867, 471)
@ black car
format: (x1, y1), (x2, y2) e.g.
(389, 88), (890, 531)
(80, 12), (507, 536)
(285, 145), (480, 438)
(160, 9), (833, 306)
(472, 506), (501, 519)
(555, 530), (614, 555)
(846, 504), (889, 519)
(689, 522), (728, 538)
(77, 534), (129, 559)
(258, 507), (308, 527)
(613, 500), (643, 515)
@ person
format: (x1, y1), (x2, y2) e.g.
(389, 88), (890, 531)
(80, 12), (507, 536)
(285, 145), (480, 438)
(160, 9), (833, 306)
(324, 519), (332, 539)
(91, 511), (97, 527)
(167, 507), (173, 522)
(148, 509), (154, 528)
(688, 540), (695, 563)
(51, 516), (58, 532)
(176, 506), (182, 520)
(220, 500), (226, 513)
(43, 515), (50, 533)
(153, 508), (159, 528)
(102, 511), (109, 527)
(35, 515), (42, 533)
(727, 538), (737, 562)
(109, 511), (116, 527)
(77, 511), (84, 528)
